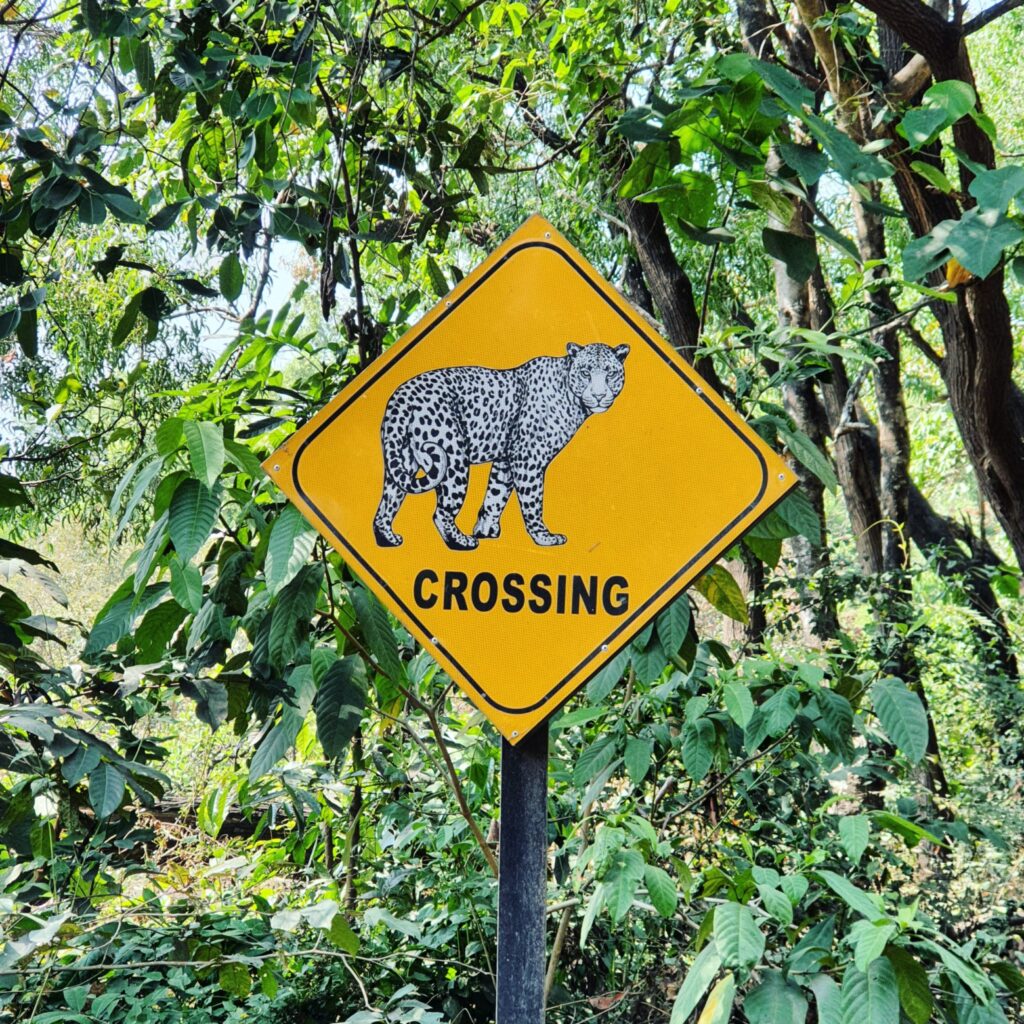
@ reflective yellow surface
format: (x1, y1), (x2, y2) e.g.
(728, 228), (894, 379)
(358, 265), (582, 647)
(263, 215), (794, 742)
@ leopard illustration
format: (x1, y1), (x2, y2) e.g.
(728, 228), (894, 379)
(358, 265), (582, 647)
(373, 342), (629, 550)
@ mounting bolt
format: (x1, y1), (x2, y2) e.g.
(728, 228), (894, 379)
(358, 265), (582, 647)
(512, 731), (519, 738)
(695, 387), (703, 395)
(273, 464), (280, 472)
(430, 636), (438, 645)
(544, 231), (551, 239)
(445, 300), (452, 307)
(778, 473), (786, 481)
(600, 644), (608, 651)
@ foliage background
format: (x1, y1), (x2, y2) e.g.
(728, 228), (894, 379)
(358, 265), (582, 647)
(2, 0), (1024, 1021)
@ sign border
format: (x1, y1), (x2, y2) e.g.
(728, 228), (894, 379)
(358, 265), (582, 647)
(286, 236), (788, 718)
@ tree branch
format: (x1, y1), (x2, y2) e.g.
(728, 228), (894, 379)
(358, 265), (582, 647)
(964, 0), (1024, 34)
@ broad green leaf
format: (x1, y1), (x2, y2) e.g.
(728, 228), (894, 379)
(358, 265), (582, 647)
(839, 814), (870, 865)
(656, 595), (691, 654)
(694, 564), (748, 624)
(722, 682), (754, 728)
(696, 971), (735, 1024)
(762, 227), (817, 284)
(854, 921), (897, 972)
(969, 165), (1024, 213)
(903, 218), (956, 280)
(350, 584), (403, 682)
(604, 848), (645, 923)
(758, 885), (793, 927)
(169, 557), (202, 613)
(817, 870), (887, 922)
(168, 479), (219, 562)
(249, 667), (314, 781)
(683, 718), (715, 782)
(183, 420), (225, 489)
(266, 505), (317, 595)
(670, 943), (721, 1024)
(872, 811), (944, 849)
(269, 564), (323, 672)
(88, 762), (126, 819)
(776, 490), (821, 545)
(625, 735), (654, 785)
(219, 253), (244, 301)
(644, 865), (677, 918)
(713, 902), (765, 970)
(218, 962), (251, 998)
(111, 292), (143, 347)
(573, 736), (617, 786)
(839, 959), (899, 1024)
(328, 915), (359, 954)
(762, 685), (800, 735)
(587, 649), (629, 703)
(884, 947), (934, 1024)
(871, 677), (929, 764)
(778, 424), (838, 492)
(134, 598), (186, 663)
(315, 656), (367, 760)
(810, 975), (842, 1024)
(744, 970), (808, 1024)
(946, 207), (1024, 280)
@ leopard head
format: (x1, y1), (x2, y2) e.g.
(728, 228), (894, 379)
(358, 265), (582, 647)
(566, 342), (629, 414)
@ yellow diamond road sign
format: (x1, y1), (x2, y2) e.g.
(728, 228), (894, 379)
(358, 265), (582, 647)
(264, 215), (795, 743)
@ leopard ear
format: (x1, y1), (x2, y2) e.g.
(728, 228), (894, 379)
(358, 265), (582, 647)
(566, 343), (582, 357)
(613, 344), (630, 362)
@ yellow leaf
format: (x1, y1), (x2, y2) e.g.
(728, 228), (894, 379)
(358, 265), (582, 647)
(945, 258), (974, 287)
(697, 972), (736, 1024)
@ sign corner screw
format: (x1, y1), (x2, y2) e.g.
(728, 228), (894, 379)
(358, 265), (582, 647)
(430, 636), (438, 644)
(273, 464), (280, 472)
(600, 644), (608, 651)
(511, 730), (519, 738)
(778, 473), (786, 481)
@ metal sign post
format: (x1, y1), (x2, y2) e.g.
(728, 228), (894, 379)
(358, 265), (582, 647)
(496, 722), (549, 1024)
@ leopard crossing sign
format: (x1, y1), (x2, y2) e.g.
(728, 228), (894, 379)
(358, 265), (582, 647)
(263, 215), (795, 743)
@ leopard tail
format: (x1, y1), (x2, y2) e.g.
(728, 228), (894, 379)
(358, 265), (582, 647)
(404, 441), (448, 493)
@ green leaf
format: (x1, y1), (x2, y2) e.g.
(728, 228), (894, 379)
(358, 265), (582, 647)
(328, 915), (359, 954)
(656, 595), (691, 654)
(817, 869), (887, 922)
(133, 39), (155, 91)
(744, 970), (808, 1024)
(103, 192), (147, 224)
(910, 160), (954, 195)
(315, 656), (367, 760)
(762, 227), (817, 284)
(249, 667), (314, 781)
(722, 682), (754, 728)
(776, 490), (821, 545)
(779, 142), (829, 186)
(269, 564), (323, 672)
(871, 677), (929, 764)
(839, 959), (899, 1024)
(682, 718), (715, 782)
(625, 735), (654, 785)
(777, 425), (838, 492)
(198, 782), (238, 838)
(696, 973), (735, 1024)
(573, 736), (617, 786)
(0, 305), (22, 341)
(0, 473), (32, 509)
(762, 685), (800, 735)
(168, 479), (219, 562)
(759, 885), (793, 927)
(884, 947), (934, 1024)
(266, 505), (317, 595)
(946, 207), (1024, 279)
(713, 902), (765, 970)
(670, 943), (721, 1024)
(644, 865), (677, 918)
(604, 848), (645, 922)
(694, 564), (748, 624)
(15, 305), (37, 357)
(88, 762), (126, 819)
(218, 962), (251, 999)
(183, 420), (225, 489)
(169, 557), (202, 613)
(969, 165), (1024, 212)
(587, 649), (629, 703)
(810, 975), (842, 1024)
(839, 814), (870, 865)
(350, 584), (403, 682)
(854, 921), (897, 972)
(425, 255), (448, 298)
(903, 218), (956, 280)
(219, 253), (244, 301)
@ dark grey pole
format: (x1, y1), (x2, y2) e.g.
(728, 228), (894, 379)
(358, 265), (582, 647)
(495, 721), (549, 1024)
